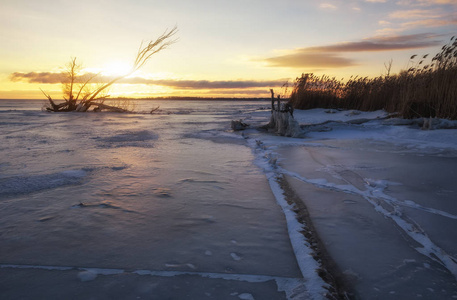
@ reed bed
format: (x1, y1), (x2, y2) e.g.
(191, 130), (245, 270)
(289, 37), (457, 119)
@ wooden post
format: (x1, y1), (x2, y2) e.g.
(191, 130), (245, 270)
(270, 89), (275, 113)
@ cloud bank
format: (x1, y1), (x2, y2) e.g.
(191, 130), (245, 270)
(10, 72), (66, 84)
(377, 0), (457, 34)
(264, 53), (356, 69)
(9, 72), (287, 90)
(262, 33), (443, 69)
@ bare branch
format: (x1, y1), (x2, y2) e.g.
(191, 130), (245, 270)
(40, 88), (52, 101)
(74, 72), (100, 101)
(133, 26), (178, 72)
(41, 27), (178, 113)
(88, 26), (177, 102)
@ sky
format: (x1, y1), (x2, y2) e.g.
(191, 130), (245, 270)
(1, 0), (456, 99)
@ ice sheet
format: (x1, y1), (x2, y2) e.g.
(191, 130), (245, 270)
(2, 100), (457, 299)
(0, 100), (319, 300)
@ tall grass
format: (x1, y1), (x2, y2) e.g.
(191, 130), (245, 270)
(289, 37), (457, 119)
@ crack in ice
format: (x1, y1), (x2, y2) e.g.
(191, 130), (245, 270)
(248, 139), (330, 300)
(0, 264), (307, 300)
(279, 166), (457, 281)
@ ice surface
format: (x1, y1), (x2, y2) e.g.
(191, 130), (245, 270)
(0, 100), (314, 300)
(1, 100), (457, 299)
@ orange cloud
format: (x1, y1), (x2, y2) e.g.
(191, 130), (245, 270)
(264, 52), (355, 69)
(9, 72), (287, 90)
(261, 33), (442, 69)
(402, 18), (457, 27)
(389, 9), (440, 19)
(320, 3), (338, 9)
(377, 0), (455, 34)
(9, 72), (66, 83)
(304, 33), (441, 52)
(397, 0), (457, 5)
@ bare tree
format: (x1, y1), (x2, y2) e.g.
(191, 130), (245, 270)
(42, 26), (178, 113)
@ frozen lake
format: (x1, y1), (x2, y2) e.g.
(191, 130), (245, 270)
(1, 99), (457, 299)
(0, 100), (323, 300)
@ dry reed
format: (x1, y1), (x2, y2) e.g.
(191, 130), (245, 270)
(289, 37), (457, 119)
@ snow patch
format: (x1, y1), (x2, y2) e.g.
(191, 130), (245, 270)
(231, 253), (242, 261)
(98, 129), (157, 148)
(0, 169), (88, 196)
(77, 270), (97, 282)
(0, 264), (72, 271)
(79, 267), (124, 276)
(238, 293), (255, 300)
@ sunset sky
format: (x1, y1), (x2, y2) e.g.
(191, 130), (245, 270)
(1, 0), (456, 99)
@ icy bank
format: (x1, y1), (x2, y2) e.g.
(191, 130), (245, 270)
(244, 107), (457, 299)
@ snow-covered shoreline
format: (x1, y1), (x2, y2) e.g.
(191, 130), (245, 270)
(242, 107), (457, 299)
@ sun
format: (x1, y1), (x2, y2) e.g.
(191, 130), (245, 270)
(103, 61), (132, 76)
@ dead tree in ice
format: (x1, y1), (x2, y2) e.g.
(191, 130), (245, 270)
(42, 27), (178, 113)
(263, 89), (304, 138)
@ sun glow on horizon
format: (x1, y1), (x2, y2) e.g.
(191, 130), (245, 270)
(102, 61), (133, 76)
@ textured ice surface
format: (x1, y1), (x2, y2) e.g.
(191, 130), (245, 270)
(2, 100), (457, 299)
(0, 100), (316, 300)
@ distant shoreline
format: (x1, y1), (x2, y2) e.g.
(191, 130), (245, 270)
(0, 97), (271, 101)
(116, 97), (271, 101)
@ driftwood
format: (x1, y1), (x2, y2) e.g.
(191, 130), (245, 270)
(231, 119), (249, 131)
(43, 96), (160, 114)
(91, 102), (129, 113)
